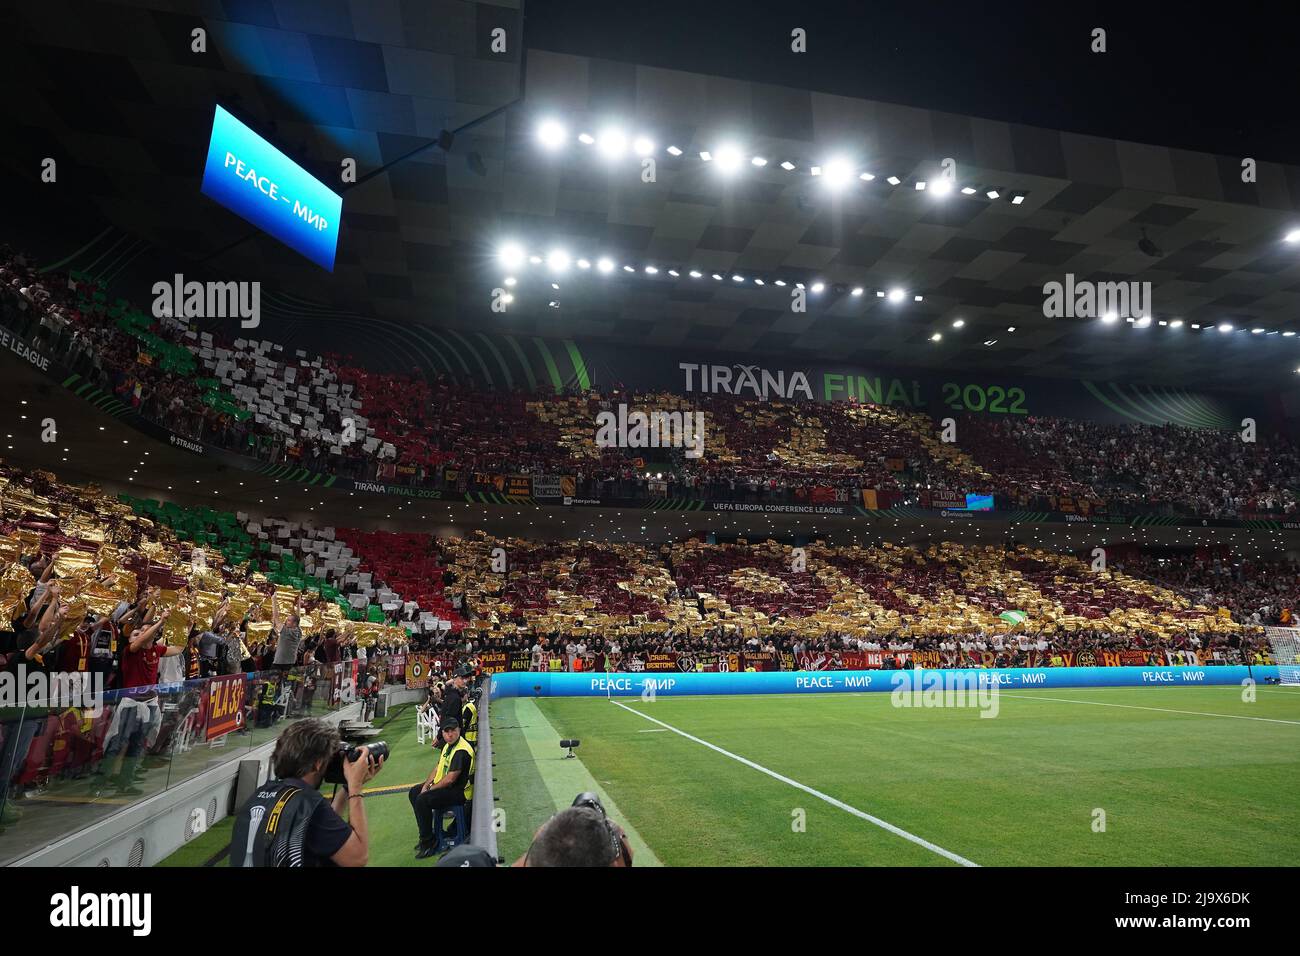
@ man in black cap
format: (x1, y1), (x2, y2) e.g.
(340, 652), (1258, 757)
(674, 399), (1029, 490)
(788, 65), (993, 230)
(408, 717), (474, 859)
(437, 665), (470, 749)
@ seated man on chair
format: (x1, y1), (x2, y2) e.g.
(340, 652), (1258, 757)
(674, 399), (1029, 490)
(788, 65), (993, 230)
(408, 716), (474, 859)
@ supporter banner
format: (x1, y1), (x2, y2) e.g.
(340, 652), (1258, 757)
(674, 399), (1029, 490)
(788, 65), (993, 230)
(405, 654), (433, 688)
(388, 653), (406, 681)
(490, 666), (1273, 698)
(478, 651), (511, 674)
(509, 651), (532, 671)
(507, 475), (531, 496)
(532, 475), (563, 498)
(205, 673), (246, 739)
(643, 653), (679, 671)
(739, 651), (777, 672)
(861, 489), (878, 510)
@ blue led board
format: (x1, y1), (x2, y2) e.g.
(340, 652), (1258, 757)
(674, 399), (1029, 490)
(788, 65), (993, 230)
(964, 493), (994, 511)
(200, 105), (342, 271)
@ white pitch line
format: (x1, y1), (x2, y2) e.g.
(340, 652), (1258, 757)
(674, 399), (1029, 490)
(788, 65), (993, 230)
(997, 692), (1300, 726)
(609, 699), (979, 867)
(637, 728), (669, 733)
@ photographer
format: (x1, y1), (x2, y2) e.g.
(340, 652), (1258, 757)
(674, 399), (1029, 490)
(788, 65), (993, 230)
(230, 718), (383, 867)
(513, 793), (634, 867)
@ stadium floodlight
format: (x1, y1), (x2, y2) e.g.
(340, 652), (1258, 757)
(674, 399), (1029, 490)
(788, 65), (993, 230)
(689, 270), (702, 278)
(859, 172), (876, 181)
(931, 179), (953, 197)
(666, 145), (683, 156)
(1170, 319), (1184, 328)
(699, 150), (713, 161)
(623, 265), (635, 273)
(529, 255), (542, 264)
(714, 145), (743, 173)
(1191, 323), (1201, 329)
(754, 278), (764, 285)
(876, 290), (885, 297)
(551, 282), (560, 290)
(668, 269), (680, 277)
(930, 332), (942, 341)
(1007, 326), (1016, 332)
(499, 243), (525, 269)
(1011, 193), (1026, 205)
(851, 287), (864, 296)
(711, 273), (724, 280)
(780, 160), (796, 170)
(501, 293), (514, 304)
(751, 156), (768, 167)
(984, 339), (998, 346)
(596, 257), (614, 273)
(914, 294), (924, 302)
(887, 288), (905, 303)
(504, 276), (517, 286)
(986, 189), (1000, 199)
(1252, 327), (1265, 334)
(915, 180), (927, 191)
(822, 158), (852, 189)
(1285, 331), (1297, 337)
(774, 279), (787, 287)
(1136, 316), (1152, 328)
(886, 175), (901, 185)
(961, 186), (977, 195)
(576, 258), (591, 269)
(578, 132), (595, 145)
(1101, 312), (1118, 323)
(547, 249), (571, 272)
(633, 136), (655, 156)
(537, 119), (566, 150)
(1218, 322), (1233, 332)
(811, 282), (825, 293)
(732, 274), (744, 282)
(597, 127), (627, 159)
(1286, 229), (1300, 243)
(952, 318), (965, 328)
(645, 265), (659, 274)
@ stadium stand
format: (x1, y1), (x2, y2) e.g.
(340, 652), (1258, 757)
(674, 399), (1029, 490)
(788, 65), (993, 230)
(5, 245), (1300, 519)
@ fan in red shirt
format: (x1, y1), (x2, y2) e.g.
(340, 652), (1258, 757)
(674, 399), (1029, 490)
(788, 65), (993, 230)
(120, 610), (183, 690)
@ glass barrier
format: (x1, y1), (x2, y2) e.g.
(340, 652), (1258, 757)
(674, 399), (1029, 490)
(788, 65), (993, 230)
(0, 658), (391, 866)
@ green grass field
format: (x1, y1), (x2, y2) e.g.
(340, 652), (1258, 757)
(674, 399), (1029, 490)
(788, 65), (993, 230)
(161, 686), (1300, 867)
(515, 685), (1300, 867)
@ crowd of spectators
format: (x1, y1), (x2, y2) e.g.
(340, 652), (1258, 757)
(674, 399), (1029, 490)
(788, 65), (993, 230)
(5, 245), (1300, 518)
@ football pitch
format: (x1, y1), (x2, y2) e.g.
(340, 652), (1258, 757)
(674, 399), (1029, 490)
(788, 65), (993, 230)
(493, 685), (1300, 867)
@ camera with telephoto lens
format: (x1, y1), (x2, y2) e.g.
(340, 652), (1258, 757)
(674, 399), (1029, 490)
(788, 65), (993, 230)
(324, 740), (388, 784)
(571, 792), (632, 866)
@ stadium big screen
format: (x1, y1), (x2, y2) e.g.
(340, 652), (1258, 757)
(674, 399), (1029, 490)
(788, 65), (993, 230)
(1, 0), (1297, 934)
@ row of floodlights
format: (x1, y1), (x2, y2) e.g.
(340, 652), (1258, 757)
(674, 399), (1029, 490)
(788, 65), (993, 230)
(534, 120), (1026, 202)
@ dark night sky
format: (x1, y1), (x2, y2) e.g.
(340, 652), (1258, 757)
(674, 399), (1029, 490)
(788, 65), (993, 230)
(525, 0), (1300, 166)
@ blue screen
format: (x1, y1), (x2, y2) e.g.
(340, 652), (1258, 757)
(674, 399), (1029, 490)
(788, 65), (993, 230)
(200, 105), (342, 271)
(964, 493), (994, 511)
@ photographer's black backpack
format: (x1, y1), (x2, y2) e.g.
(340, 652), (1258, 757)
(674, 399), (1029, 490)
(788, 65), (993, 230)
(229, 781), (328, 867)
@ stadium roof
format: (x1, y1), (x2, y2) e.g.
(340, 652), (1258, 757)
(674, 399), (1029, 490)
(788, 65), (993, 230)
(7, 1), (1300, 391)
